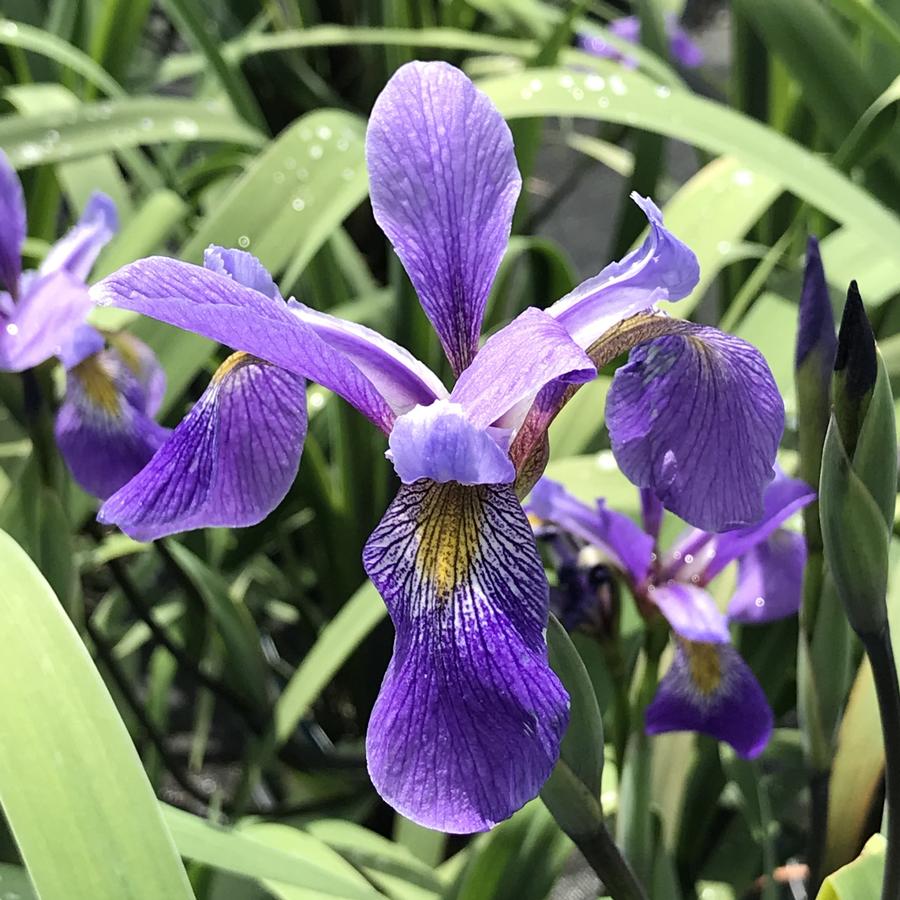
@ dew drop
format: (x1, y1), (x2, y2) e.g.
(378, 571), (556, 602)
(296, 167), (309, 181)
(597, 96), (610, 108)
(237, 235), (250, 248)
(309, 391), (326, 410)
(284, 156), (297, 170)
(291, 197), (306, 211)
(732, 168), (754, 187)
(336, 138), (349, 151)
(45, 129), (60, 143)
(309, 144), (323, 159)
(585, 74), (606, 91)
(572, 88), (585, 100)
(755, 596), (766, 607)
(5, 323), (18, 336)
(316, 125), (332, 141)
(655, 85), (672, 99)
(672, 550), (682, 561)
(140, 117), (154, 130)
(0, 21), (19, 36)
(18, 143), (43, 163)
(341, 167), (355, 181)
(520, 87), (533, 100)
(273, 171), (285, 184)
(684, 554), (694, 565)
(717, 240), (732, 255)
(690, 574), (700, 584)
(173, 117), (199, 138)
(529, 78), (543, 92)
(559, 74), (575, 89)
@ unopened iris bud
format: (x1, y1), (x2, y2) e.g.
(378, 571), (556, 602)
(820, 282), (897, 637)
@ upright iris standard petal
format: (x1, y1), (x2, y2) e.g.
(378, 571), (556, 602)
(92, 257), (396, 431)
(99, 353), (307, 541)
(107, 331), (167, 416)
(39, 192), (118, 281)
(366, 61), (521, 375)
(647, 582), (730, 643)
(727, 529), (806, 625)
(363, 480), (568, 832)
(546, 194), (699, 351)
(449, 308), (595, 429)
(0, 151), (25, 298)
(606, 325), (785, 531)
(527, 477), (653, 584)
(645, 641), (773, 758)
(0, 269), (93, 372)
(702, 472), (815, 580)
(56, 348), (169, 499)
(387, 400), (514, 485)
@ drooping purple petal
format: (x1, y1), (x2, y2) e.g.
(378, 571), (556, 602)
(0, 150), (25, 298)
(387, 400), (514, 485)
(606, 324), (785, 531)
(727, 529), (806, 625)
(527, 477), (653, 584)
(645, 641), (773, 758)
(795, 236), (837, 377)
(546, 194), (699, 351)
(0, 269), (93, 372)
(40, 192), (118, 282)
(98, 353), (307, 541)
(450, 308), (595, 429)
(363, 480), (568, 832)
(56, 350), (170, 499)
(646, 582), (730, 643)
(702, 472), (815, 580)
(367, 61), (521, 375)
(92, 256), (395, 430)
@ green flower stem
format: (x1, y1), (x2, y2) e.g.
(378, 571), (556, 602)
(860, 624), (900, 900)
(574, 821), (649, 900)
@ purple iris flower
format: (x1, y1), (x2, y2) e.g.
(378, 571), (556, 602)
(0, 151), (168, 499)
(579, 15), (704, 69)
(0, 151), (117, 372)
(91, 61), (783, 831)
(529, 473), (815, 757)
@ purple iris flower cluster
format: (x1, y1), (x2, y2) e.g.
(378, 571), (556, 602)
(529, 474), (814, 757)
(0, 153), (168, 498)
(579, 15), (704, 69)
(89, 61), (785, 832)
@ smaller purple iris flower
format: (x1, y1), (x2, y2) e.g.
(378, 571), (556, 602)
(0, 150), (167, 498)
(579, 15), (704, 69)
(529, 472), (815, 757)
(91, 61), (784, 831)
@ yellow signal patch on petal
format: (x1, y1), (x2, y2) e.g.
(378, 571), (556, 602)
(72, 353), (120, 415)
(415, 482), (486, 600)
(682, 639), (723, 696)
(211, 350), (255, 384)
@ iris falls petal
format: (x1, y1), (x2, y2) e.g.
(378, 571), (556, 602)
(363, 480), (568, 832)
(56, 348), (169, 499)
(606, 325), (784, 531)
(39, 192), (118, 282)
(99, 353), (307, 541)
(645, 641), (773, 757)
(367, 61), (521, 375)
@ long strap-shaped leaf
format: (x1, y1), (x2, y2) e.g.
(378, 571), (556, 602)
(0, 529), (195, 900)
